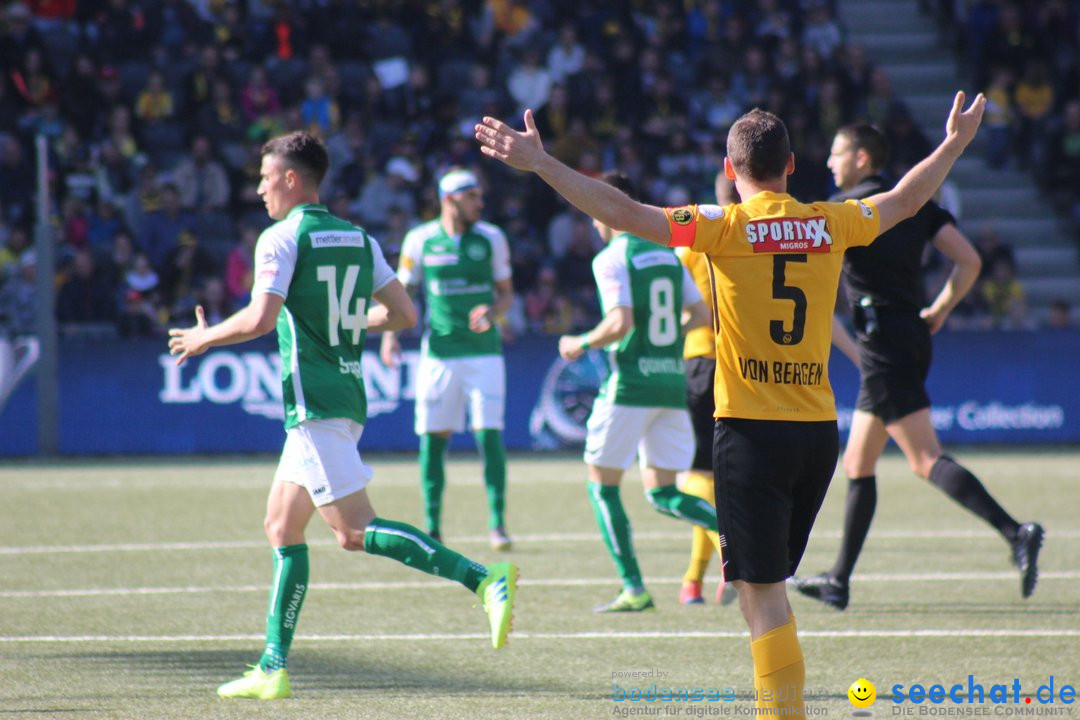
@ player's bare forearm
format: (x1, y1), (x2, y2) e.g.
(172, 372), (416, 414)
(476, 111), (670, 245)
(869, 92), (986, 233)
(831, 315), (860, 366)
(168, 295), (282, 365)
(681, 300), (709, 333)
(559, 306), (632, 360)
(370, 280), (418, 334)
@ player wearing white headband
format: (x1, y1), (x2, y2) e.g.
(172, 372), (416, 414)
(381, 167), (515, 550)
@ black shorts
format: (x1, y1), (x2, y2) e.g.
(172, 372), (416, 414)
(854, 307), (932, 424)
(685, 356), (716, 472)
(713, 418), (839, 583)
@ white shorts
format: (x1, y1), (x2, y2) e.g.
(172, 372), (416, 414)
(583, 396), (695, 471)
(274, 418), (374, 507)
(415, 353), (505, 434)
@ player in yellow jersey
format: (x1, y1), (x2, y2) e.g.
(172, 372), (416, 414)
(476, 91), (985, 715)
(675, 172), (738, 607)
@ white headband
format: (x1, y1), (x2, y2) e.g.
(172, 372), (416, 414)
(438, 170), (479, 199)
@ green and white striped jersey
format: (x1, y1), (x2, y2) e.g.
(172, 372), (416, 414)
(397, 219), (511, 358)
(593, 233), (701, 409)
(253, 204), (395, 428)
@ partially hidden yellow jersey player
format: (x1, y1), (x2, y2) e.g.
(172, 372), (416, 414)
(674, 245), (730, 606)
(666, 195), (879, 421)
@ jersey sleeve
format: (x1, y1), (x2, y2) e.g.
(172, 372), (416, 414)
(835, 198), (881, 249)
(396, 229), (423, 286)
(664, 203), (730, 255)
(592, 249), (630, 312)
(489, 226), (512, 283)
(369, 235), (396, 292)
(251, 225), (297, 299)
(680, 266), (702, 306)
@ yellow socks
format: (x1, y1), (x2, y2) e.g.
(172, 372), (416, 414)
(750, 618), (805, 713)
(681, 471), (722, 581)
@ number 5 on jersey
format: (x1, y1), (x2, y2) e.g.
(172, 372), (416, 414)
(317, 265), (367, 346)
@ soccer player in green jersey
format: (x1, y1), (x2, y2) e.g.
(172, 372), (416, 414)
(558, 171), (719, 612)
(168, 132), (517, 700)
(380, 168), (515, 550)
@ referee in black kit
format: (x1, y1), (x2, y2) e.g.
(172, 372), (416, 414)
(792, 124), (1044, 610)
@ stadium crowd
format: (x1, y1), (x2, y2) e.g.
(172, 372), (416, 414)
(0, 0), (1076, 340)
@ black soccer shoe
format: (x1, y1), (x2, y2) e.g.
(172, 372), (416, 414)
(1011, 522), (1044, 599)
(791, 573), (849, 611)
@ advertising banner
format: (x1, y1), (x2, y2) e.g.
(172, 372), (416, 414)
(0, 330), (1077, 456)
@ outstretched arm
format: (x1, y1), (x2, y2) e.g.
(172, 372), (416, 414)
(476, 110), (671, 246)
(867, 92), (986, 234)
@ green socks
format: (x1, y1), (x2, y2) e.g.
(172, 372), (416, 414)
(258, 544), (309, 673)
(419, 433), (448, 536)
(475, 428), (507, 530)
(587, 482), (643, 591)
(364, 517), (488, 592)
(647, 484), (719, 531)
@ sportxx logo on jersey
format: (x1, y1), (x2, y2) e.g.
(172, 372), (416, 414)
(745, 217), (832, 253)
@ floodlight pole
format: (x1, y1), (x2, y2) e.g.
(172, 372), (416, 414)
(34, 134), (58, 456)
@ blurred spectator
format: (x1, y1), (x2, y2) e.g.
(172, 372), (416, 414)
(1047, 299), (1073, 329)
(353, 156), (418, 234)
(299, 75), (340, 136)
(0, 134), (32, 224)
(980, 259), (1030, 330)
(547, 22), (585, 85)
(801, 0), (844, 61)
(507, 46), (551, 115)
(116, 288), (162, 337)
(197, 276), (231, 326)
(973, 222), (1017, 280)
(171, 134), (231, 211)
(240, 65), (280, 126)
(137, 183), (196, 270)
(1013, 59), (1054, 173)
(56, 248), (116, 326)
(0, 247), (35, 335)
(158, 229), (214, 323)
(982, 66), (1014, 170)
(224, 222), (257, 308)
(134, 69), (175, 123)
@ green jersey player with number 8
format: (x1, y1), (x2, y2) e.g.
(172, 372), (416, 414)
(556, 172), (720, 613)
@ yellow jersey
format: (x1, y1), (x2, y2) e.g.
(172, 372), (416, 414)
(665, 192), (880, 421)
(676, 246), (715, 360)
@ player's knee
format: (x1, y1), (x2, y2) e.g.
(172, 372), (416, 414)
(336, 528), (366, 552)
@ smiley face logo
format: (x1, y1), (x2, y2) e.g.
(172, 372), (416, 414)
(848, 678), (876, 708)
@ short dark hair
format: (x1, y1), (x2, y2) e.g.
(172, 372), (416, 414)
(835, 124), (890, 172)
(725, 109), (791, 183)
(261, 131), (329, 187)
(601, 170), (639, 201)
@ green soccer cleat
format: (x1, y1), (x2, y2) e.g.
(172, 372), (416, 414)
(216, 666), (292, 700)
(594, 588), (656, 613)
(476, 562), (518, 649)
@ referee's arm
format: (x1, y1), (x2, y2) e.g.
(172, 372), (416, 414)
(920, 224), (982, 334)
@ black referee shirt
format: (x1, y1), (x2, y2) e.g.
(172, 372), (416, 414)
(830, 175), (955, 311)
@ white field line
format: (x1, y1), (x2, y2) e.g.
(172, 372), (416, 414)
(2, 529), (1078, 555)
(2, 628), (1079, 644)
(2, 571), (1079, 599)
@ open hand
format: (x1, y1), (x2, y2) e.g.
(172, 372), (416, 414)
(945, 91), (986, 150)
(167, 305), (209, 366)
(475, 110), (545, 172)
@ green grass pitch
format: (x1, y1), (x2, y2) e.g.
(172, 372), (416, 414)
(1, 450), (1076, 719)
